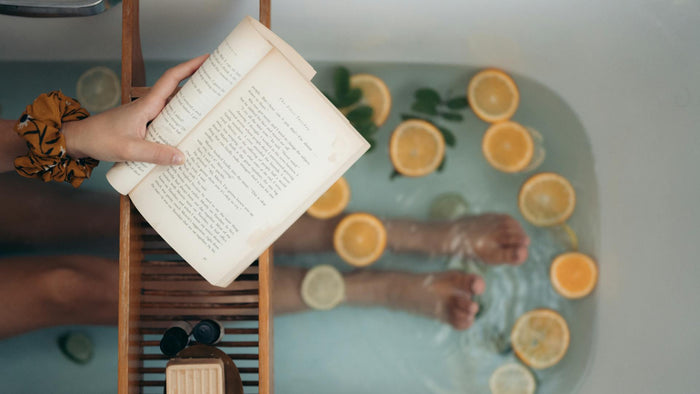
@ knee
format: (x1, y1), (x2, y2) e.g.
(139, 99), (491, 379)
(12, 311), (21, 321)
(39, 258), (93, 311)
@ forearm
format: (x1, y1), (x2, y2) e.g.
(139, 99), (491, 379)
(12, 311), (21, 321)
(0, 119), (26, 173)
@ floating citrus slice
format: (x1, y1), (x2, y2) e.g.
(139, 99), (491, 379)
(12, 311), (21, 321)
(519, 172), (576, 226)
(489, 362), (537, 394)
(307, 177), (351, 219)
(468, 68), (519, 123)
(333, 213), (387, 267)
(76, 66), (120, 113)
(301, 265), (345, 310)
(482, 121), (534, 173)
(348, 73), (392, 127)
(389, 119), (445, 177)
(550, 252), (598, 299)
(429, 192), (470, 220)
(511, 308), (570, 369)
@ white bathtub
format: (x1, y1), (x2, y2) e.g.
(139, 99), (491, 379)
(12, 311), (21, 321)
(1, 1), (699, 392)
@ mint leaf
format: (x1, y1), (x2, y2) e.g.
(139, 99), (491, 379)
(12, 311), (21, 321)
(446, 96), (469, 109)
(438, 126), (456, 147)
(440, 112), (463, 122)
(346, 105), (374, 126)
(415, 88), (441, 104)
(336, 88), (362, 107)
(411, 101), (438, 116)
(334, 67), (351, 99)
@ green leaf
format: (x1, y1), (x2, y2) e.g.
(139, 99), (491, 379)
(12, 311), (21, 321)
(390, 169), (402, 180)
(411, 101), (438, 116)
(400, 113), (430, 122)
(336, 88), (362, 107)
(334, 67), (351, 99)
(346, 105), (374, 125)
(415, 88), (441, 104)
(446, 96), (469, 109)
(366, 137), (377, 152)
(323, 90), (338, 107)
(356, 122), (378, 137)
(437, 156), (447, 172)
(438, 126), (456, 147)
(440, 112), (463, 122)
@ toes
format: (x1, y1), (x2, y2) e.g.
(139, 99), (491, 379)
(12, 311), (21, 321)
(469, 275), (486, 294)
(496, 246), (528, 265)
(449, 296), (479, 330)
(451, 272), (485, 295)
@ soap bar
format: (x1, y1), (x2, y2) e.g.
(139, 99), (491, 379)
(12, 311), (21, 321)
(166, 358), (225, 394)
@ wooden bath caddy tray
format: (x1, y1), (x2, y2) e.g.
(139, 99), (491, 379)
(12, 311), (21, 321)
(117, 1), (273, 393)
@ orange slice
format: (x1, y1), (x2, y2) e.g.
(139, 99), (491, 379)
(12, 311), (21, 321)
(511, 309), (570, 369)
(489, 363), (537, 394)
(519, 173), (576, 227)
(468, 68), (519, 123)
(333, 213), (387, 267)
(307, 177), (350, 219)
(550, 252), (598, 299)
(389, 119), (445, 177)
(348, 73), (392, 127)
(482, 121), (534, 173)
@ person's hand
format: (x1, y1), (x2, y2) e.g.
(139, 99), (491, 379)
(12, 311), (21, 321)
(62, 54), (209, 165)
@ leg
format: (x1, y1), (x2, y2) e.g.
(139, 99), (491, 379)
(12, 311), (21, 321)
(277, 213), (530, 265)
(273, 266), (484, 330)
(0, 173), (119, 249)
(0, 255), (118, 339)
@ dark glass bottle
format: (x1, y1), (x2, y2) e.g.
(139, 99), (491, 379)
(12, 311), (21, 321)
(159, 321), (192, 357)
(192, 319), (225, 345)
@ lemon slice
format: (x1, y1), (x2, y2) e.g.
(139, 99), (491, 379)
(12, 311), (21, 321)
(489, 363), (536, 394)
(550, 252), (598, 299)
(307, 177), (351, 219)
(511, 309), (570, 369)
(76, 66), (120, 113)
(468, 68), (519, 123)
(333, 212), (387, 267)
(301, 265), (345, 310)
(347, 73), (392, 126)
(389, 119), (446, 177)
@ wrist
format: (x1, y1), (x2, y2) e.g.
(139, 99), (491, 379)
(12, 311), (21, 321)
(61, 119), (89, 158)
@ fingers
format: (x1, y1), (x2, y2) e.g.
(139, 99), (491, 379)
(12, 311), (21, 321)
(145, 54), (210, 113)
(123, 140), (185, 166)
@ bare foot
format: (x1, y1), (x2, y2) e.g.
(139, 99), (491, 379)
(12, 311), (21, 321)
(346, 270), (485, 330)
(386, 214), (530, 265)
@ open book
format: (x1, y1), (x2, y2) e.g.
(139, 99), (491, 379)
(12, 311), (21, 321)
(107, 16), (369, 287)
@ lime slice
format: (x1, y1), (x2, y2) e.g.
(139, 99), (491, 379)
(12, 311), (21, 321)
(549, 223), (579, 251)
(489, 363), (536, 394)
(76, 66), (120, 113)
(523, 127), (546, 172)
(429, 192), (470, 220)
(301, 265), (345, 310)
(58, 332), (94, 364)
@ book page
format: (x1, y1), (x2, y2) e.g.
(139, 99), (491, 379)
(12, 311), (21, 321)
(106, 16), (315, 195)
(129, 50), (369, 287)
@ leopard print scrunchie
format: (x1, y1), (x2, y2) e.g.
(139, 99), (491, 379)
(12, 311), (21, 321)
(14, 91), (99, 187)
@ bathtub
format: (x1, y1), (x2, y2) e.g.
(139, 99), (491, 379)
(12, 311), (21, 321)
(1, 1), (699, 393)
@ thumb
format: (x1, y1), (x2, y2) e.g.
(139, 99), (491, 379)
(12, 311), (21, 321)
(125, 140), (185, 165)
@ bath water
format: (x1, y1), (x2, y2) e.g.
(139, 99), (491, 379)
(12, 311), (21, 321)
(0, 61), (598, 393)
(273, 62), (599, 393)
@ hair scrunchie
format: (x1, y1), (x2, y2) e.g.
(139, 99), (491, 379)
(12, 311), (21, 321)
(14, 91), (99, 188)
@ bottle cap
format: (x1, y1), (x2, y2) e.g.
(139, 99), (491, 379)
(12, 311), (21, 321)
(160, 326), (190, 357)
(193, 319), (224, 345)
